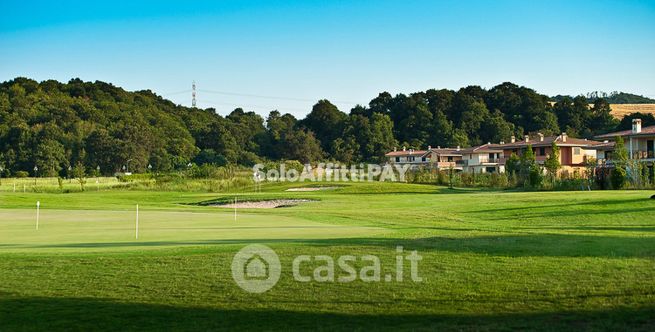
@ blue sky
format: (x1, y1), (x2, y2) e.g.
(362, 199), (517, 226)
(1, 0), (654, 116)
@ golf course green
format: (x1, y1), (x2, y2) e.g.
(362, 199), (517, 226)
(1, 182), (654, 331)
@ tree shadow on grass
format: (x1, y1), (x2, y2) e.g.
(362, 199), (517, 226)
(9, 233), (655, 258)
(476, 206), (655, 221)
(519, 226), (655, 232)
(0, 296), (652, 331)
(462, 197), (654, 215)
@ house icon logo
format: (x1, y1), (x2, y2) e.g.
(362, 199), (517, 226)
(231, 244), (281, 293)
(245, 254), (268, 279)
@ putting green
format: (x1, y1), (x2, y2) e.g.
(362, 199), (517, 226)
(0, 209), (386, 252)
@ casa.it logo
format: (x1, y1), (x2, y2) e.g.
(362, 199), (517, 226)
(231, 244), (423, 293)
(231, 244), (281, 293)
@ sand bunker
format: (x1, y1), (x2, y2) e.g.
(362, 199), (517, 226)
(285, 186), (340, 192)
(216, 199), (313, 209)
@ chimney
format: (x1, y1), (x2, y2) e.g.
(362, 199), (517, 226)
(524, 135), (530, 142)
(511, 135), (516, 143)
(457, 146), (461, 151)
(633, 118), (642, 134)
(437, 146), (441, 149)
(604, 140), (609, 143)
(538, 133), (544, 142)
(402, 146), (406, 151)
(428, 145), (431, 150)
(393, 147), (397, 152)
(500, 141), (505, 145)
(561, 132), (567, 142)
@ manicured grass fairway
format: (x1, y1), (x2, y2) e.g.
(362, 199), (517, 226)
(1, 183), (654, 331)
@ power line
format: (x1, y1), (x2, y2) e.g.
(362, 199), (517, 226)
(199, 99), (307, 113)
(197, 88), (359, 104)
(161, 89), (192, 96)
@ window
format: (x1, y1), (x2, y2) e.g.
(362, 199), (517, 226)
(395, 157), (400, 162)
(409, 156), (415, 162)
(447, 156), (453, 162)
(574, 147), (581, 155)
(421, 157), (426, 162)
(486, 167), (496, 173)
(539, 147), (546, 156)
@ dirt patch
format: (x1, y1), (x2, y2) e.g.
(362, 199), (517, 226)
(285, 186), (341, 192)
(214, 199), (314, 209)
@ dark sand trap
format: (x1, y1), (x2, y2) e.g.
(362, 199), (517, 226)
(215, 199), (313, 209)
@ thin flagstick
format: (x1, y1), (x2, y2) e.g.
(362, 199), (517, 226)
(234, 197), (237, 222)
(135, 204), (139, 239)
(36, 201), (40, 230)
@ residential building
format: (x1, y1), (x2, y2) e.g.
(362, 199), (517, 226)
(595, 119), (655, 161)
(385, 146), (463, 170)
(499, 133), (602, 176)
(385, 133), (605, 176)
(459, 144), (505, 173)
(595, 118), (655, 178)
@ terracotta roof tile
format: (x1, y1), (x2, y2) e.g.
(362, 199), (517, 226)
(595, 125), (655, 139)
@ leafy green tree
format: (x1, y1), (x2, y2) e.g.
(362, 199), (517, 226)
(369, 113), (397, 162)
(480, 110), (515, 144)
(73, 162), (86, 191)
(613, 136), (628, 168)
(430, 110), (456, 147)
(193, 149), (227, 166)
(35, 139), (66, 177)
(301, 100), (347, 156)
(544, 141), (560, 184)
(590, 98), (619, 135)
(280, 129), (324, 163)
(506, 153), (520, 176)
(611, 166), (627, 190)
(611, 136), (628, 189)
(520, 145), (542, 188)
(331, 137), (359, 164)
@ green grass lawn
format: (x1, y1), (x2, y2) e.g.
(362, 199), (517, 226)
(1, 182), (654, 331)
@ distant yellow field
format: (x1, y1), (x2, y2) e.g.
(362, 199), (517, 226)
(609, 104), (655, 118)
(548, 102), (655, 119)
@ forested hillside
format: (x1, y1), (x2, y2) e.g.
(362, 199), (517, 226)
(0, 78), (622, 176)
(552, 91), (655, 104)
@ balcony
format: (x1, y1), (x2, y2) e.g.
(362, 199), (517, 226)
(478, 157), (505, 164)
(631, 150), (655, 159)
(435, 161), (460, 168)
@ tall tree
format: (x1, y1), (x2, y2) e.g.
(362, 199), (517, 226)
(544, 141), (561, 184)
(301, 100), (347, 156)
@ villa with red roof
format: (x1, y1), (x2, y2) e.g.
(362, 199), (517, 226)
(595, 119), (655, 161)
(386, 119), (654, 180)
(385, 146), (463, 171)
(386, 133), (606, 176)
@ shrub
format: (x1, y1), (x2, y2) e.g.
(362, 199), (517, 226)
(460, 173), (474, 187)
(117, 173), (153, 182)
(14, 171), (29, 178)
(611, 167), (627, 189)
(490, 172), (509, 188)
(437, 171), (447, 186)
(527, 166), (543, 188)
(283, 160), (305, 174)
(554, 178), (588, 191)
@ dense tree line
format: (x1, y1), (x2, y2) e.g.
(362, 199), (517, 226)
(551, 91), (655, 104)
(0, 78), (625, 176)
